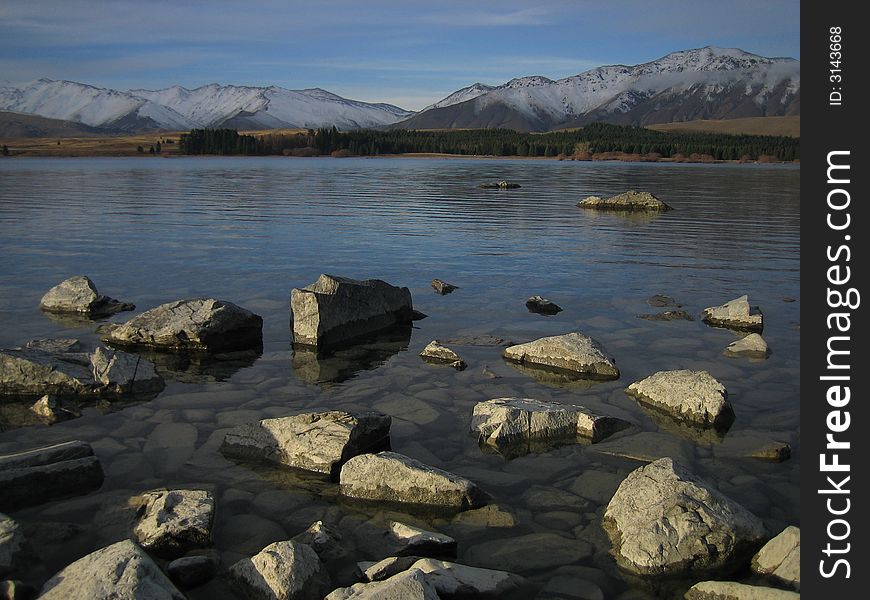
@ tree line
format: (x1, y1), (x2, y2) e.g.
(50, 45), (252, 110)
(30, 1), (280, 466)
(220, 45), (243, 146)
(179, 123), (799, 161)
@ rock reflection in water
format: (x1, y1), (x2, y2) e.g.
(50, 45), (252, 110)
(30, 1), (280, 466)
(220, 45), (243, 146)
(503, 361), (612, 391)
(291, 325), (411, 386)
(476, 433), (595, 460)
(132, 348), (262, 384)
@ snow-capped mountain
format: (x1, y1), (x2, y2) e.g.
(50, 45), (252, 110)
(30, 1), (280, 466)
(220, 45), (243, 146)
(421, 83), (495, 111)
(0, 80), (413, 132)
(398, 47), (800, 131)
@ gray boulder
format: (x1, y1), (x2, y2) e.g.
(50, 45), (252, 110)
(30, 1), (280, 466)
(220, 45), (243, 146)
(103, 298), (263, 352)
(359, 556), (421, 582)
(725, 333), (769, 357)
(578, 190), (673, 211)
(685, 581), (800, 599)
(603, 458), (766, 576)
(387, 522), (456, 557)
(221, 411), (391, 479)
(0, 441), (104, 511)
(326, 568), (440, 600)
(420, 341), (466, 370)
(471, 398), (629, 447)
(526, 296), (562, 315)
(229, 540), (330, 600)
(502, 332), (619, 379)
(339, 452), (488, 511)
(38, 539), (185, 600)
(166, 554), (217, 589)
(626, 369), (734, 430)
(133, 489), (215, 558)
(0, 339), (164, 400)
(431, 279), (458, 295)
(751, 526), (800, 590)
(702, 295), (764, 332)
(39, 275), (134, 317)
(0, 514), (22, 576)
(291, 274), (413, 348)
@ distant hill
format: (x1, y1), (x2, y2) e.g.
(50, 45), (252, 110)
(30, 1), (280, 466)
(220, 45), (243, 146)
(0, 111), (120, 138)
(647, 116), (799, 138)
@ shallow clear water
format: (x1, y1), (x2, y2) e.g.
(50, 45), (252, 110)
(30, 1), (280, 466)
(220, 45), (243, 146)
(0, 157), (799, 598)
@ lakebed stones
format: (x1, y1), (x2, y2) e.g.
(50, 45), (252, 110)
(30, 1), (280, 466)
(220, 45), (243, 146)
(229, 540), (330, 600)
(0, 339), (164, 400)
(419, 340), (466, 370)
(577, 191), (673, 212)
(626, 369), (734, 430)
(702, 295), (763, 332)
(103, 298), (263, 352)
(502, 332), (619, 379)
(471, 398), (630, 453)
(526, 295), (562, 315)
(0, 441), (104, 511)
(292, 521), (344, 560)
(725, 333), (769, 357)
(39, 275), (134, 318)
(684, 581), (800, 600)
(603, 458), (766, 576)
(0, 514), (22, 576)
(221, 411), (391, 479)
(133, 489), (215, 558)
(431, 279), (458, 295)
(38, 539), (185, 600)
(339, 451), (488, 511)
(637, 310), (694, 322)
(291, 274), (413, 348)
(751, 526), (800, 590)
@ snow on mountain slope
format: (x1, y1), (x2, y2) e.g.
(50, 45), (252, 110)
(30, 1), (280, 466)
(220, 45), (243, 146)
(422, 83), (496, 111)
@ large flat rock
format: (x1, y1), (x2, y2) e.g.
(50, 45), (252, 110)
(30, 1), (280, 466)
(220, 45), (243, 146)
(221, 411), (391, 479)
(603, 458), (766, 576)
(578, 191), (673, 212)
(291, 274), (413, 348)
(502, 332), (619, 379)
(229, 540), (330, 600)
(40, 275), (134, 317)
(751, 526), (800, 590)
(133, 489), (215, 558)
(339, 451), (488, 511)
(626, 369), (734, 430)
(103, 298), (263, 352)
(38, 539), (185, 600)
(702, 295), (763, 332)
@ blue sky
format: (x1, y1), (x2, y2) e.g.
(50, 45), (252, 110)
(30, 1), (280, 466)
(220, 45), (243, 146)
(1, 1), (800, 111)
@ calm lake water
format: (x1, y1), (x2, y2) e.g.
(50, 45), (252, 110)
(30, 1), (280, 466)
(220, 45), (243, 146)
(0, 157), (799, 598)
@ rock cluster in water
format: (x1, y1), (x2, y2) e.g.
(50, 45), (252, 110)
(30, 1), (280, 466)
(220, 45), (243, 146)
(577, 190), (673, 211)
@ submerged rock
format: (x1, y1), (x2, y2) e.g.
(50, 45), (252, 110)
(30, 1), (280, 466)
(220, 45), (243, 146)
(480, 181), (521, 189)
(603, 458), (766, 576)
(725, 333), (769, 357)
(221, 411), (391, 479)
(431, 279), (458, 295)
(751, 526), (800, 590)
(526, 295), (563, 315)
(471, 397), (630, 451)
(339, 451), (488, 510)
(30, 394), (81, 423)
(387, 521), (456, 558)
(133, 489), (215, 558)
(292, 521), (344, 561)
(636, 310), (694, 321)
(0, 514), (22, 576)
(578, 191), (673, 211)
(0, 339), (164, 400)
(39, 275), (134, 317)
(167, 554), (217, 589)
(0, 441), (104, 511)
(502, 332), (619, 379)
(420, 341), (467, 370)
(685, 581), (799, 599)
(291, 274), (413, 348)
(702, 295), (763, 332)
(646, 294), (682, 308)
(103, 298), (263, 352)
(38, 539), (185, 600)
(626, 369), (733, 430)
(229, 540), (330, 600)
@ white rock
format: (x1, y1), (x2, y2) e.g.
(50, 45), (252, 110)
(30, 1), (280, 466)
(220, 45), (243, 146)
(38, 539), (184, 600)
(603, 458), (766, 576)
(360, 556), (420, 582)
(326, 568), (440, 600)
(625, 370), (733, 429)
(388, 522), (456, 557)
(221, 411), (391, 479)
(339, 452), (488, 510)
(685, 581), (800, 599)
(411, 558), (527, 597)
(229, 540), (330, 600)
(725, 333), (769, 357)
(502, 332), (618, 379)
(751, 526), (800, 590)
(702, 295), (763, 332)
(133, 489), (214, 558)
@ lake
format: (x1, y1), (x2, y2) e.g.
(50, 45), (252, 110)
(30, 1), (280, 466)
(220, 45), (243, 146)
(0, 157), (800, 598)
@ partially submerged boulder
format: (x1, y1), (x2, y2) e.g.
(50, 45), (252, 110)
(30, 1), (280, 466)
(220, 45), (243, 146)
(578, 190), (673, 211)
(502, 332), (619, 379)
(626, 370), (734, 430)
(38, 539), (185, 600)
(431, 279), (458, 295)
(292, 521), (345, 560)
(0, 339), (164, 400)
(0, 441), (104, 511)
(725, 333), (769, 357)
(471, 398), (629, 451)
(229, 540), (330, 600)
(637, 310), (694, 321)
(387, 521), (456, 558)
(685, 581), (800, 600)
(751, 526), (800, 590)
(420, 341), (467, 370)
(291, 275), (413, 348)
(30, 394), (81, 423)
(526, 295), (562, 315)
(340, 451), (488, 511)
(221, 411), (391, 479)
(39, 275), (134, 317)
(103, 298), (263, 352)
(702, 295), (763, 332)
(603, 458), (766, 576)
(133, 489), (215, 558)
